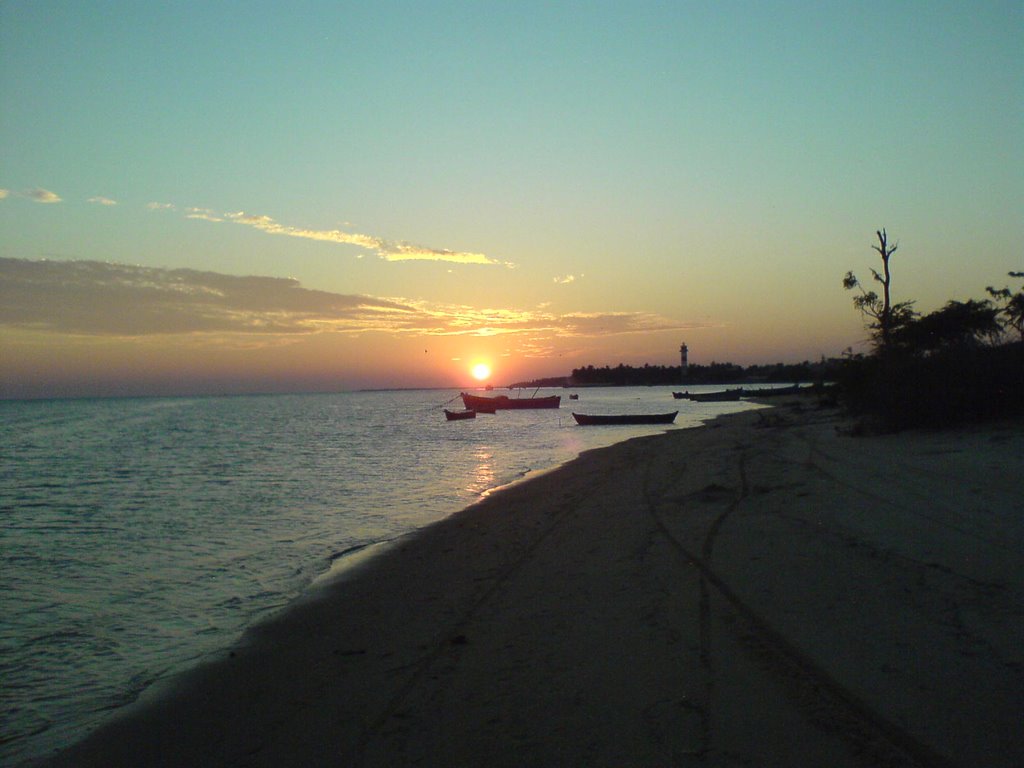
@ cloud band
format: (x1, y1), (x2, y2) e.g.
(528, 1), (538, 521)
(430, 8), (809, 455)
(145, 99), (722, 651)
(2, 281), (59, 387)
(0, 259), (696, 341)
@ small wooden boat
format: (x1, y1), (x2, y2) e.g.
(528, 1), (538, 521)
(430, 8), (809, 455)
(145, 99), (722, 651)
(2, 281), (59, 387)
(461, 392), (561, 410)
(569, 393), (579, 400)
(742, 384), (803, 398)
(444, 408), (476, 421)
(572, 411), (677, 425)
(681, 388), (744, 402)
(672, 391), (686, 399)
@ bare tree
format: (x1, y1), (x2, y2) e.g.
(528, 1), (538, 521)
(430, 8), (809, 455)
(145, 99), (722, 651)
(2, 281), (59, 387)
(843, 229), (916, 350)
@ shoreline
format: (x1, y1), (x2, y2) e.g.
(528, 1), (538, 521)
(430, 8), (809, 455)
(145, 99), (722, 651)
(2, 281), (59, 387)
(37, 399), (1024, 767)
(315, 415), (714, 588)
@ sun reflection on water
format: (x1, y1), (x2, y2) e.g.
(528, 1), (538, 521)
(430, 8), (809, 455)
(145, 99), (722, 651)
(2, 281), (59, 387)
(466, 446), (495, 496)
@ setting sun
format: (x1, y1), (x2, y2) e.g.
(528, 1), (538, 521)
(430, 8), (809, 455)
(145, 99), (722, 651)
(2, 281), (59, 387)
(471, 363), (492, 381)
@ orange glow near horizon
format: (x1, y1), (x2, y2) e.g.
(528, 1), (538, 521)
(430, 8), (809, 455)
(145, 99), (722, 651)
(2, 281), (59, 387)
(471, 362), (492, 382)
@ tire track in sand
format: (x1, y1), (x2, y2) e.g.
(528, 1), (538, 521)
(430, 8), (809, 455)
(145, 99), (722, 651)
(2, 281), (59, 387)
(641, 436), (957, 768)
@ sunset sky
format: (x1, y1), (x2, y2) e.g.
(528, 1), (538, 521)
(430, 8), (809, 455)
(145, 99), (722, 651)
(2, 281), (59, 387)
(2, 2), (1021, 398)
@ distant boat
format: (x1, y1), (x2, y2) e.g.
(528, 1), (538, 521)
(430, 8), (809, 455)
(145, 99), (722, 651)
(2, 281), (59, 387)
(677, 388), (744, 402)
(572, 411), (677, 425)
(569, 394), (579, 400)
(461, 392), (561, 410)
(742, 384), (803, 398)
(444, 408), (476, 421)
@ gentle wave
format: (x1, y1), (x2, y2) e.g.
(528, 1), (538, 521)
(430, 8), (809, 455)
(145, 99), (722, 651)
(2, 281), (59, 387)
(0, 387), (762, 764)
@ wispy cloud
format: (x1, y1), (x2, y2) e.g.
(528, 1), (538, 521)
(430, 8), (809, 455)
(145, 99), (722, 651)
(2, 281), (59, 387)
(87, 196), (118, 206)
(220, 211), (508, 266)
(388, 301), (698, 339)
(0, 259), (699, 343)
(553, 274), (582, 284)
(92, 194), (505, 266)
(27, 188), (62, 203)
(186, 207), (223, 222)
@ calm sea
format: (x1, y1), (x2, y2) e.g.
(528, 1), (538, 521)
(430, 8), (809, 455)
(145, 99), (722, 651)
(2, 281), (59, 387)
(0, 386), (762, 764)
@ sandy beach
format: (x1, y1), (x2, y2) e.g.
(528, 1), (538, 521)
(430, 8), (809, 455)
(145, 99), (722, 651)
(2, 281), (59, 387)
(39, 398), (1023, 767)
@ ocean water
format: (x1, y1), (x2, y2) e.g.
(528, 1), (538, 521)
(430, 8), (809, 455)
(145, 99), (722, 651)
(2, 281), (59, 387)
(0, 386), (762, 764)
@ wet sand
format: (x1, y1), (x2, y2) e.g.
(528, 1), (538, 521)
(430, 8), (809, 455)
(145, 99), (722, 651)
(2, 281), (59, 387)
(40, 399), (1024, 767)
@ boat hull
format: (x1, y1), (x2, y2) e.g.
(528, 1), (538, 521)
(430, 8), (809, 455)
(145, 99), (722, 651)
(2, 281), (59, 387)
(742, 384), (803, 398)
(444, 408), (476, 421)
(461, 392), (561, 410)
(572, 411), (677, 425)
(680, 388), (743, 402)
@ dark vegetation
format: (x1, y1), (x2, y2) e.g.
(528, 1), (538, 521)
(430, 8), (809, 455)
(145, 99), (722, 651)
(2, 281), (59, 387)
(509, 359), (841, 390)
(569, 359), (840, 387)
(840, 231), (1023, 430)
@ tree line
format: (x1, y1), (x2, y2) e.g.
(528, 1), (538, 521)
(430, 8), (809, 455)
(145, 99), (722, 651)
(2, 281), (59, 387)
(508, 359), (841, 389)
(841, 229), (1023, 429)
(567, 360), (839, 387)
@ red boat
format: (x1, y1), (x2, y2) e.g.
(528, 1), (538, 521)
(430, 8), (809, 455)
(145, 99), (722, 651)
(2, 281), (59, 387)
(460, 392), (561, 410)
(444, 408), (476, 421)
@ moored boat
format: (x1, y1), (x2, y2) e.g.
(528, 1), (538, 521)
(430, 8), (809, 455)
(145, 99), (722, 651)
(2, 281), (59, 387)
(680, 388), (743, 402)
(461, 392), (561, 410)
(572, 411), (677, 425)
(444, 408), (476, 421)
(742, 384), (803, 398)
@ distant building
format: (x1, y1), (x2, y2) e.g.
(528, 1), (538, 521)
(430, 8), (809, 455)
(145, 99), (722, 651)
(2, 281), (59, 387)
(680, 343), (688, 382)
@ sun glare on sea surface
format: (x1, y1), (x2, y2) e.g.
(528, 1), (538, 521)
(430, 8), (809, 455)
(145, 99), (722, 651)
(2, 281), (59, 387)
(471, 363), (492, 381)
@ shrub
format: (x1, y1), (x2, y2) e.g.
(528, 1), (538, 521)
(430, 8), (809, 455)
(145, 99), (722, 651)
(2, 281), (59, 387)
(839, 342), (1024, 431)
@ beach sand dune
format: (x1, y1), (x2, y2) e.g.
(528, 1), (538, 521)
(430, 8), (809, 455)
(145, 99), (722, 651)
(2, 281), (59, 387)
(41, 401), (1024, 767)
